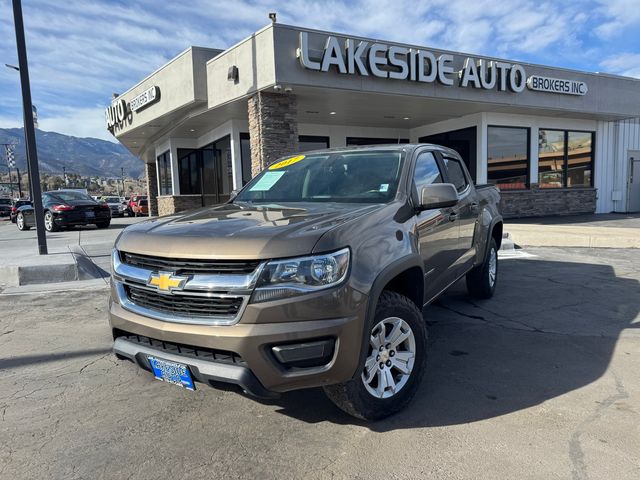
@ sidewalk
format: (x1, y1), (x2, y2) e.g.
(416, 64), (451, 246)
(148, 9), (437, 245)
(0, 216), (146, 289)
(505, 213), (640, 249)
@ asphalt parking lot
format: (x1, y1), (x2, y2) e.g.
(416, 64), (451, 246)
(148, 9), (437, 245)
(1, 246), (639, 479)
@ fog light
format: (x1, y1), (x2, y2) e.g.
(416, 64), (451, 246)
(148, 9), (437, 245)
(271, 339), (335, 369)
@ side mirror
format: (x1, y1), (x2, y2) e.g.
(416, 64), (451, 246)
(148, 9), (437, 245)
(419, 183), (458, 210)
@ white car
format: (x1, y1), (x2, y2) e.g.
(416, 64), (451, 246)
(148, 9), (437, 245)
(102, 196), (126, 217)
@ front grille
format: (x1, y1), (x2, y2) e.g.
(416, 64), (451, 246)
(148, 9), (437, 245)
(121, 251), (260, 276)
(114, 330), (247, 366)
(125, 285), (244, 318)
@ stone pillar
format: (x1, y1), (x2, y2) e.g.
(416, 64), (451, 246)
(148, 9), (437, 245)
(144, 161), (158, 217)
(247, 91), (298, 176)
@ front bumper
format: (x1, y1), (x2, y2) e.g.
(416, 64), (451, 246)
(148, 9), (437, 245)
(108, 281), (368, 394)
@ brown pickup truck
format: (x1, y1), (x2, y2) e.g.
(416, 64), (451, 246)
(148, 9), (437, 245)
(109, 144), (502, 420)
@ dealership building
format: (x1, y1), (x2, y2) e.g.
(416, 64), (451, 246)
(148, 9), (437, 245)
(106, 23), (640, 217)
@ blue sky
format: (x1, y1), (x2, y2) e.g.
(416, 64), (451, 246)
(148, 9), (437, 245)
(1, 0), (639, 142)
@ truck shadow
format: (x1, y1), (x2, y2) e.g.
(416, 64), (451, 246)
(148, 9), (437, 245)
(267, 257), (640, 430)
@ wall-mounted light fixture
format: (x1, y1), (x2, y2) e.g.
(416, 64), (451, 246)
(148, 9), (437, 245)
(227, 65), (239, 83)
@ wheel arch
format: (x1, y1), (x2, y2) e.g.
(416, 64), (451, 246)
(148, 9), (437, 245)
(353, 255), (424, 379)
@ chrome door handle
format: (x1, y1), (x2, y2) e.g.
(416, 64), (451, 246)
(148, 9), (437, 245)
(448, 212), (458, 222)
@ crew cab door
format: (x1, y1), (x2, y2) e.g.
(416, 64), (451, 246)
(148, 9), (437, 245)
(412, 150), (461, 302)
(440, 155), (477, 271)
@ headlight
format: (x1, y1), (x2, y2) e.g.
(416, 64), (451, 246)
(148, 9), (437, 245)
(251, 248), (350, 303)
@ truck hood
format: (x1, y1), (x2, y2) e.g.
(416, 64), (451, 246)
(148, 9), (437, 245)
(116, 202), (381, 260)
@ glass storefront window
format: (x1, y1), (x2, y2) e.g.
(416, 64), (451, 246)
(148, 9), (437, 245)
(156, 151), (172, 196)
(178, 149), (200, 195)
(567, 131), (593, 188)
(299, 135), (330, 152)
(538, 130), (593, 188)
(487, 126), (529, 190)
(538, 130), (565, 188)
(240, 133), (252, 185)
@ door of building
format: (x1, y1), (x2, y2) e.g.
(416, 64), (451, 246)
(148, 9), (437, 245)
(628, 151), (640, 212)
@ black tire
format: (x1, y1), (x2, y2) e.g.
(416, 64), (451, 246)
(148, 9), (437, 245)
(96, 221), (110, 229)
(323, 290), (427, 421)
(44, 210), (59, 232)
(466, 237), (498, 299)
(16, 213), (30, 231)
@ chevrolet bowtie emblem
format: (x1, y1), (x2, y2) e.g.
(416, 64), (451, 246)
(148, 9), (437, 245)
(147, 271), (188, 292)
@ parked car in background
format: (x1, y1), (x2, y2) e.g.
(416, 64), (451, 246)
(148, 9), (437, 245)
(102, 196), (126, 217)
(0, 198), (11, 218)
(126, 195), (147, 217)
(10, 199), (32, 223)
(132, 198), (148, 217)
(15, 189), (111, 232)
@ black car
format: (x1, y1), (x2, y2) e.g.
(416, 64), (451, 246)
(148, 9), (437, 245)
(10, 199), (32, 223)
(15, 189), (111, 232)
(0, 198), (11, 218)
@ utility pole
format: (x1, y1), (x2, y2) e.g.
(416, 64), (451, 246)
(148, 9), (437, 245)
(63, 165), (67, 186)
(12, 0), (47, 254)
(121, 168), (125, 196)
(16, 167), (22, 197)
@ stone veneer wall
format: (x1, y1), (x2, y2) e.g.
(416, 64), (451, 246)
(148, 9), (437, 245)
(144, 162), (158, 217)
(157, 195), (203, 216)
(499, 185), (597, 218)
(247, 91), (299, 176)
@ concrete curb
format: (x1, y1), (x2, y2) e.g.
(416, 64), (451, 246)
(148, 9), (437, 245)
(506, 224), (640, 249)
(0, 278), (108, 295)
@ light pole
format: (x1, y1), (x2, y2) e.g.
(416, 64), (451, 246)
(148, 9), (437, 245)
(11, 0), (47, 254)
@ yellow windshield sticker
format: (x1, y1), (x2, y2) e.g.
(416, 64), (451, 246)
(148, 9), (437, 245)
(269, 155), (305, 170)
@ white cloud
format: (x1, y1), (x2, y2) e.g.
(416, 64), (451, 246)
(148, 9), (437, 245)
(595, 0), (640, 38)
(600, 53), (640, 78)
(37, 105), (115, 141)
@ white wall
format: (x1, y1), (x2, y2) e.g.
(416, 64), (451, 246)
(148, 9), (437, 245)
(597, 117), (640, 212)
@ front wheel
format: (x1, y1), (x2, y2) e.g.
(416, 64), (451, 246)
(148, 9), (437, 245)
(466, 237), (498, 299)
(323, 291), (427, 421)
(16, 213), (30, 231)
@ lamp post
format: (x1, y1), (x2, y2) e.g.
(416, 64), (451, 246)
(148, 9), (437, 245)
(11, 0), (47, 254)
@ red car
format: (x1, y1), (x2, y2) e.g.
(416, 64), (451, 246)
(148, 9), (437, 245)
(126, 195), (147, 217)
(132, 198), (149, 217)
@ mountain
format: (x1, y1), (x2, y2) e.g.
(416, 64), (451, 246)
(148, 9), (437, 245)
(0, 128), (144, 178)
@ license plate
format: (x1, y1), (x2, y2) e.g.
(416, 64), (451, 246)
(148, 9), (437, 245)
(85, 211), (95, 218)
(147, 356), (195, 390)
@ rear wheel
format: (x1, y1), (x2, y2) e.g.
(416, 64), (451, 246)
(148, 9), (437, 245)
(44, 211), (59, 232)
(16, 213), (30, 231)
(323, 291), (427, 421)
(466, 237), (498, 299)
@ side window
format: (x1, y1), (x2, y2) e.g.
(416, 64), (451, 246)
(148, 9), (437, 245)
(413, 151), (443, 195)
(443, 157), (468, 192)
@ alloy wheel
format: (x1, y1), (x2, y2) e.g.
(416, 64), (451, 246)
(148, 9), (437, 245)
(361, 317), (416, 399)
(488, 247), (497, 288)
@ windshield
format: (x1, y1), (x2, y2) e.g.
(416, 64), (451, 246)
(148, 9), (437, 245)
(50, 191), (93, 202)
(0, 199), (11, 205)
(236, 150), (405, 203)
(104, 197), (120, 203)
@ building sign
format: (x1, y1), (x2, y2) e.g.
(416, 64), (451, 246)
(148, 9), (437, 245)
(526, 75), (587, 96)
(105, 99), (128, 132)
(130, 86), (160, 112)
(297, 32), (586, 96)
(105, 86), (160, 133)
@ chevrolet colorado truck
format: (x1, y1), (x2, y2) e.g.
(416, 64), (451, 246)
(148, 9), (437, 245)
(109, 144), (502, 420)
